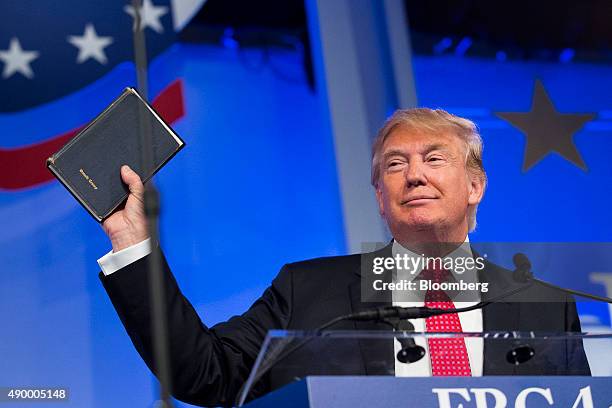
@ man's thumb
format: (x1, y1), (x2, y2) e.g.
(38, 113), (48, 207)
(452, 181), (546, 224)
(121, 165), (144, 196)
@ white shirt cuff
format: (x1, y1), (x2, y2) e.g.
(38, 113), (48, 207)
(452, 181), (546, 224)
(97, 238), (152, 276)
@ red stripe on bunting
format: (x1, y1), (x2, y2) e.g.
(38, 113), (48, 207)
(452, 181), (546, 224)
(0, 79), (185, 190)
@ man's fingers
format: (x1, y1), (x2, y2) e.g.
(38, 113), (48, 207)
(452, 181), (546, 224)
(121, 165), (144, 198)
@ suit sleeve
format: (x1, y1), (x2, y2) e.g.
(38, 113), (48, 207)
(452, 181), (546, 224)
(564, 295), (591, 375)
(99, 247), (293, 406)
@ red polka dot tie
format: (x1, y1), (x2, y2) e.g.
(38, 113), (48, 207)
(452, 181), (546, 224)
(421, 268), (472, 376)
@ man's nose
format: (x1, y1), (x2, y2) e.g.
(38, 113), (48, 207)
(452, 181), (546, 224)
(404, 160), (427, 187)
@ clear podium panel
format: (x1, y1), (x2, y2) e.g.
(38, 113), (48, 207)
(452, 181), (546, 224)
(243, 376), (612, 408)
(237, 330), (612, 405)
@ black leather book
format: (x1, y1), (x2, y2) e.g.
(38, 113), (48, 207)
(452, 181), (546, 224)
(47, 88), (185, 222)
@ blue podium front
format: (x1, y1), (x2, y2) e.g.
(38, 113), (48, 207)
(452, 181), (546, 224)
(244, 376), (612, 407)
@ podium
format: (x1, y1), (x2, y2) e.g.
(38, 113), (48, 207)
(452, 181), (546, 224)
(244, 376), (612, 407)
(237, 330), (612, 407)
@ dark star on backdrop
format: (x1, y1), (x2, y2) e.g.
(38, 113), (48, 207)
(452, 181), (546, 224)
(496, 79), (595, 172)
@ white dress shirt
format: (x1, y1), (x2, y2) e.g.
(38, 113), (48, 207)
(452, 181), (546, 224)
(98, 238), (152, 276)
(391, 238), (483, 377)
(97, 237), (484, 376)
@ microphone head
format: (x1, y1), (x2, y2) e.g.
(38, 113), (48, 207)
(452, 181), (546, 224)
(506, 344), (535, 365)
(397, 320), (415, 331)
(395, 320), (426, 363)
(512, 253), (533, 283)
(512, 253), (531, 270)
(397, 344), (426, 363)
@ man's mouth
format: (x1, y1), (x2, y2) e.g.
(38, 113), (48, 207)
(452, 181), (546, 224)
(401, 196), (438, 205)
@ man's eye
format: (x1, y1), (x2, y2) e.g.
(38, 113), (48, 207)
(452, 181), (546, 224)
(388, 161), (403, 168)
(427, 156), (444, 162)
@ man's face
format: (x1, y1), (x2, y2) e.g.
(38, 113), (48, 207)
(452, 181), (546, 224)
(375, 127), (484, 240)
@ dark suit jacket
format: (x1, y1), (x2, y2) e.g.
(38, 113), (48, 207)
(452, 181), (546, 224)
(100, 243), (590, 406)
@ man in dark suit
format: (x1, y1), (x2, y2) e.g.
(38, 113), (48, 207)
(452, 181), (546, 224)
(98, 108), (589, 406)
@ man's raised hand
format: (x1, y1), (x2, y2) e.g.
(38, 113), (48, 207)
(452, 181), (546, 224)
(101, 165), (150, 252)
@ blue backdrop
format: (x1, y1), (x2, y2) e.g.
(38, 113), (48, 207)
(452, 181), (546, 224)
(1, 7), (612, 407)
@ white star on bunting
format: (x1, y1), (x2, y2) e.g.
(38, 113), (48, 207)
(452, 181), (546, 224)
(67, 23), (114, 64)
(124, 0), (169, 33)
(0, 37), (39, 79)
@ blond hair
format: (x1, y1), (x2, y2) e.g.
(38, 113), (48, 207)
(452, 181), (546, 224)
(371, 108), (487, 231)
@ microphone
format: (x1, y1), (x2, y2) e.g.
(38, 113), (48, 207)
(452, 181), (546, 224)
(505, 252), (612, 365)
(343, 252), (542, 324)
(512, 253), (533, 283)
(394, 319), (426, 364)
(511, 252), (612, 303)
(346, 305), (442, 321)
(344, 274), (534, 324)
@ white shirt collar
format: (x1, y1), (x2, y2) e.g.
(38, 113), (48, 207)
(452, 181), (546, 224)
(391, 236), (474, 279)
(390, 235), (480, 302)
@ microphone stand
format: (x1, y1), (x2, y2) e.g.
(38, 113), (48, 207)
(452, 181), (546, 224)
(513, 253), (612, 303)
(131, 1), (174, 407)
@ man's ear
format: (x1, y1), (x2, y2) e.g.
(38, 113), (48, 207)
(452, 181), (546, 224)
(375, 185), (385, 217)
(467, 174), (485, 206)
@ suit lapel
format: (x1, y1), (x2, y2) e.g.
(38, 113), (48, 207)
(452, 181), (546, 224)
(479, 260), (520, 332)
(478, 258), (522, 375)
(348, 243), (395, 375)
